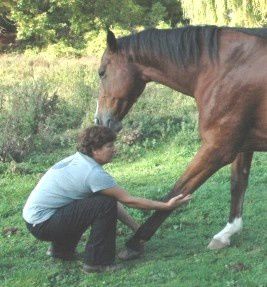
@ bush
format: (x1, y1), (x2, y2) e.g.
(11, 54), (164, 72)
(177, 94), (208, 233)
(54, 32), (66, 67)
(0, 80), (58, 161)
(0, 54), (98, 162)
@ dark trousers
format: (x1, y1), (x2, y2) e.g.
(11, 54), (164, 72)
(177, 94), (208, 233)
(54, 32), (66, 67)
(26, 194), (117, 266)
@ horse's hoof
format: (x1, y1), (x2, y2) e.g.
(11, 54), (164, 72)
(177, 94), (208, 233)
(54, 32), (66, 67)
(207, 238), (230, 250)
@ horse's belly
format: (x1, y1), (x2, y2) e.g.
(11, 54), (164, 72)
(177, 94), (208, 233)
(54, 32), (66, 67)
(242, 133), (267, 151)
(242, 121), (267, 151)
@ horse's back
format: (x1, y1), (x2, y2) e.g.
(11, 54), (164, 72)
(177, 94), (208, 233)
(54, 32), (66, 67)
(234, 27), (267, 40)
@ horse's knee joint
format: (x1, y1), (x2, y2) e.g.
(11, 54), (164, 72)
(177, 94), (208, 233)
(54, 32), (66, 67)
(209, 149), (236, 166)
(220, 153), (236, 165)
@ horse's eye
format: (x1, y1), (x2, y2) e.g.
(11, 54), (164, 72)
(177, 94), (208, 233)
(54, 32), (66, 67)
(98, 69), (105, 78)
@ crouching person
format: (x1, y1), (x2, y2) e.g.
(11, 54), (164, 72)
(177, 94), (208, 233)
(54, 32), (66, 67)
(23, 126), (191, 273)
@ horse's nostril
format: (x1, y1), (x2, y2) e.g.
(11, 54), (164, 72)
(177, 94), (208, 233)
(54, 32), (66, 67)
(107, 119), (112, 128)
(94, 117), (100, 125)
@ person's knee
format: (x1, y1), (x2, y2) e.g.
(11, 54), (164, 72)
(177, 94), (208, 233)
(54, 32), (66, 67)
(96, 194), (117, 212)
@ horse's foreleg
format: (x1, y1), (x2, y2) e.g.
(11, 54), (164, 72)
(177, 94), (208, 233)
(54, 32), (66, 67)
(208, 152), (253, 249)
(126, 144), (237, 251)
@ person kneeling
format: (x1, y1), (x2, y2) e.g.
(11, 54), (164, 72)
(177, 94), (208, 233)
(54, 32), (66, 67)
(23, 126), (191, 273)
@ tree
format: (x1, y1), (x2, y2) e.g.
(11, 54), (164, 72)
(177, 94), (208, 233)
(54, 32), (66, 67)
(2, 0), (186, 48)
(7, 0), (145, 47)
(134, 0), (187, 27)
(181, 0), (267, 27)
(0, 1), (16, 34)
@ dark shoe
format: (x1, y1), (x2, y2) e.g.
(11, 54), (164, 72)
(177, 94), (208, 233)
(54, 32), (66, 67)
(117, 247), (143, 260)
(82, 263), (122, 274)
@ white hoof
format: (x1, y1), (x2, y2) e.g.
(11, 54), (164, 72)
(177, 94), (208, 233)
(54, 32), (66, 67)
(207, 238), (230, 250)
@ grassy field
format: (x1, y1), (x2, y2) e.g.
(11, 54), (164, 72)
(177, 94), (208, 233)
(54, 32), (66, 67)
(1, 130), (266, 287)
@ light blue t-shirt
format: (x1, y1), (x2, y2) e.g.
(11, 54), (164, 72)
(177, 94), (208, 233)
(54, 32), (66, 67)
(23, 152), (117, 225)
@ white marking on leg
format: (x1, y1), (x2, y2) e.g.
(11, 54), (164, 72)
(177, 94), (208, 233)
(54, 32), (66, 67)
(213, 217), (243, 245)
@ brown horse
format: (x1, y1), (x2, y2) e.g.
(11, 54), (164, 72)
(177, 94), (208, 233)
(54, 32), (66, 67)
(95, 26), (267, 252)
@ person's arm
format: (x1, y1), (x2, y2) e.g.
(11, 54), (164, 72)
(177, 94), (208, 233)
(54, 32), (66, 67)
(101, 186), (191, 211)
(117, 202), (140, 232)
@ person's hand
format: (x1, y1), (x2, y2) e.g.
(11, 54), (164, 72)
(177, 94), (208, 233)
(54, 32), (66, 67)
(166, 194), (192, 210)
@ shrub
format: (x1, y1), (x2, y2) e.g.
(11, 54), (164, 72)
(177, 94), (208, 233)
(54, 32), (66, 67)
(0, 80), (58, 161)
(0, 54), (98, 162)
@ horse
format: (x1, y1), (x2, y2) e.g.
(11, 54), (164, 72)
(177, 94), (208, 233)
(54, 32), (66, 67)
(94, 26), (267, 253)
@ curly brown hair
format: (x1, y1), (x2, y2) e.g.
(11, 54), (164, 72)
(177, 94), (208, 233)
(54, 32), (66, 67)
(77, 126), (117, 156)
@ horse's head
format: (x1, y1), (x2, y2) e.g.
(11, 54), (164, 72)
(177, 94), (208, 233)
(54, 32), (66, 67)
(95, 30), (146, 132)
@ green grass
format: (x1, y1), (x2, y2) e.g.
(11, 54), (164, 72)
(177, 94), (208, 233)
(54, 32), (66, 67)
(1, 129), (266, 287)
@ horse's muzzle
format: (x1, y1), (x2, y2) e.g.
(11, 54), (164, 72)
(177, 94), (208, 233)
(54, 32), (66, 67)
(94, 116), (122, 132)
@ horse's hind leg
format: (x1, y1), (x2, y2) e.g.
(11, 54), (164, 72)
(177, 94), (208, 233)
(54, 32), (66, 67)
(208, 152), (253, 249)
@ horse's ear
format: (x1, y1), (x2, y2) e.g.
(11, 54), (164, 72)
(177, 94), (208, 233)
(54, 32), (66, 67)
(107, 29), (117, 53)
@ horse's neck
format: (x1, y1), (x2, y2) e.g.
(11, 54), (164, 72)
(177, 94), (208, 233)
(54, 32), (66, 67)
(137, 60), (198, 96)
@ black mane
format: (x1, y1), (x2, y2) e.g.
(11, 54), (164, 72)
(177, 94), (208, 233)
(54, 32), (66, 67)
(117, 25), (267, 67)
